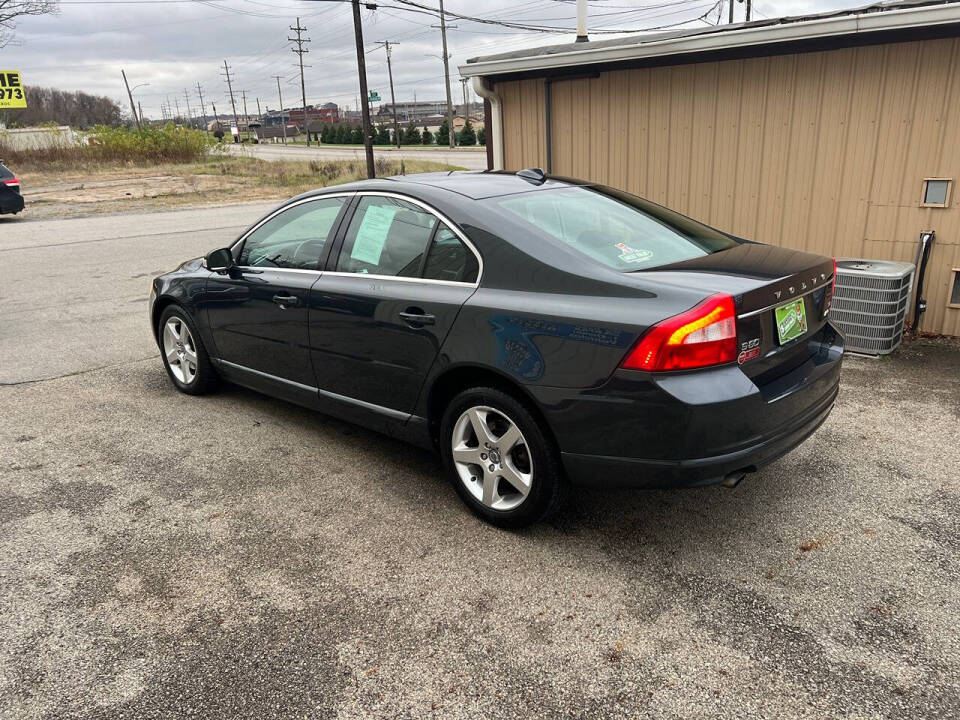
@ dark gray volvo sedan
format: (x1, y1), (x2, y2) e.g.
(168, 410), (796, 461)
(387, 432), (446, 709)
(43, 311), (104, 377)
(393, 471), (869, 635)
(149, 170), (843, 526)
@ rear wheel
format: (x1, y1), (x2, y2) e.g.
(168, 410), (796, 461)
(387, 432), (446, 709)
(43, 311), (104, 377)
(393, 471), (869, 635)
(159, 305), (216, 395)
(440, 386), (564, 527)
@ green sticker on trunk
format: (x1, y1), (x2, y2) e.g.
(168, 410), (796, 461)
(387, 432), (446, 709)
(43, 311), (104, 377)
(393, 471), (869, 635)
(775, 297), (808, 345)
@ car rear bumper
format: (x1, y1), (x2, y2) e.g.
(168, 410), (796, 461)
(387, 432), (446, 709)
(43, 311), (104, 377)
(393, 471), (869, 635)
(532, 322), (844, 489)
(0, 193), (24, 214)
(560, 381), (837, 488)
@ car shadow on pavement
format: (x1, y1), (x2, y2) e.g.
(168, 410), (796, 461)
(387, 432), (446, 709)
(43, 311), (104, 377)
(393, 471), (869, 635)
(210, 377), (798, 554)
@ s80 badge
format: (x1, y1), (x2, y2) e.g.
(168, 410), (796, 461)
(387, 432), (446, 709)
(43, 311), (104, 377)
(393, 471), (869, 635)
(738, 338), (760, 365)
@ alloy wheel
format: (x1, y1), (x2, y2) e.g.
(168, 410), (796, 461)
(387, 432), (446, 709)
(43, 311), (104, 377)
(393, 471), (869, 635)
(451, 405), (533, 511)
(162, 316), (198, 385)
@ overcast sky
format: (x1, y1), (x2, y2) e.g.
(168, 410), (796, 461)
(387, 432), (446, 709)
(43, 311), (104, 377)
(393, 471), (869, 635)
(6, 0), (859, 120)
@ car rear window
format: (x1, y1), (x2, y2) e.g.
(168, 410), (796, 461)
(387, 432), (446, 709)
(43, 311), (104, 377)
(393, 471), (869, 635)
(490, 186), (738, 271)
(0, 164), (13, 180)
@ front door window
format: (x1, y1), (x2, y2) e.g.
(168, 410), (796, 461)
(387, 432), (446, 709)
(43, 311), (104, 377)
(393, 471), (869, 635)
(239, 197), (346, 270)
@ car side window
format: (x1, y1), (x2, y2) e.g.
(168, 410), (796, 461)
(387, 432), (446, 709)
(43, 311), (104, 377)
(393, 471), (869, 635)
(238, 197), (346, 270)
(336, 196), (437, 277)
(423, 224), (479, 283)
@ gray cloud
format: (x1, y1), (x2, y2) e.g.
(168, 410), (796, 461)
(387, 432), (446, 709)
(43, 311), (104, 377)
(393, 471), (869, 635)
(7, 0), (853, 119)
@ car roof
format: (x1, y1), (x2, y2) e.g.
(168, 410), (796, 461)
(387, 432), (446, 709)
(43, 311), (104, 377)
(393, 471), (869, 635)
(313, 170), (587, 201)
(394, 170), (591, 199)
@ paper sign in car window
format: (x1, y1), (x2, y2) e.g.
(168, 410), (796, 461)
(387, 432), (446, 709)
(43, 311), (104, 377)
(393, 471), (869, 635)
(351, 205), (397, 265)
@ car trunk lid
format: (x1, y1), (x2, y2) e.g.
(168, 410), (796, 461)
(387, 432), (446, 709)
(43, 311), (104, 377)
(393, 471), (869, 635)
(643, 243), (835, 380)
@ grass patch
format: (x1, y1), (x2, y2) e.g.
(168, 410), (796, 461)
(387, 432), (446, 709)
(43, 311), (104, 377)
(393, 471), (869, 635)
(193, 155), (455, 191)
(0, 124), (217, 171)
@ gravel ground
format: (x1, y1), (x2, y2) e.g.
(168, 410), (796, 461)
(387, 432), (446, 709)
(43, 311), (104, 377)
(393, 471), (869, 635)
(1, 207), (958, 718)
(1, 338), (958, 719)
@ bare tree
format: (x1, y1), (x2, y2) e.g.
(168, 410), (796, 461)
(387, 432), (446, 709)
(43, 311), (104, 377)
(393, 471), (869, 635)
(0, 0), (58, 48)
(0, 86), (122, 128)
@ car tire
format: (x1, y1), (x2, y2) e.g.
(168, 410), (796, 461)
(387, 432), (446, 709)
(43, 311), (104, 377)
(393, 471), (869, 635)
(440, 386), (565, 528)
(158, 305), (216, 395)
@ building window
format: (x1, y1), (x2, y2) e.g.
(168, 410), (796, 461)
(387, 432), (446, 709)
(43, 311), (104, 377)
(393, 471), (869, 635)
(921, 178), (952, 208)
(950, 268), (960, 309)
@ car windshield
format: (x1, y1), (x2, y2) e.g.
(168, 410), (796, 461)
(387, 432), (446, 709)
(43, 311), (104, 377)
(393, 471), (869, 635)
(491, 185), (738, 271)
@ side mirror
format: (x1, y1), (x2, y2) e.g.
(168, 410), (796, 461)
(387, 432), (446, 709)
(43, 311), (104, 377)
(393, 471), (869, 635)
(204, 247), (234, 273)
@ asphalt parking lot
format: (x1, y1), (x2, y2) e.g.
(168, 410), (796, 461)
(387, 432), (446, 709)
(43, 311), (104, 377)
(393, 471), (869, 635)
(1, 207), (959, 719)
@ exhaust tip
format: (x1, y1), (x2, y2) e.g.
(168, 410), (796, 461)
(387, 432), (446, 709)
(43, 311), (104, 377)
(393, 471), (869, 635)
(721, 470), (748, 488)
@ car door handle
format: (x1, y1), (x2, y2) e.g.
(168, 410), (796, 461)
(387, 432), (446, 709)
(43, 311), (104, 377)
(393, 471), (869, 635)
(272, 294), (299, 308)
(399, 309), (436, 326)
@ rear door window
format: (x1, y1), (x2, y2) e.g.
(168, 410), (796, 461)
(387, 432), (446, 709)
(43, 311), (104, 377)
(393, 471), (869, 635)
(422, 224), (479, 283)
(0, 164), (13, 180)
(336, 196), (437, 277)
(492, 186), (738, 271)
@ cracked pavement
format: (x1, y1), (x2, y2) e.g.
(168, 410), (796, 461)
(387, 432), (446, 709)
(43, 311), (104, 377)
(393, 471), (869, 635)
(1, 207), (959, 719)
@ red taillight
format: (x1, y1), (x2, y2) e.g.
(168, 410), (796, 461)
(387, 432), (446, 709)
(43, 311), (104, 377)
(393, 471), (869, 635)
(621, 294), (738, 372)
(2, 177), (17, 186)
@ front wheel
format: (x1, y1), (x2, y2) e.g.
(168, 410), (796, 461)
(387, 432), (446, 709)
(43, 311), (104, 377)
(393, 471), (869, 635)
(440, 386), (565, 528)
(158, 305), (216, 395)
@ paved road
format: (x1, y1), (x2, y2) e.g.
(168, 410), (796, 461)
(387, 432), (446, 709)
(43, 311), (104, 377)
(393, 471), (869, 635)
(0, 203), (276, 386)
(1, 207), (959, 719)
(231, 142), (488, 170)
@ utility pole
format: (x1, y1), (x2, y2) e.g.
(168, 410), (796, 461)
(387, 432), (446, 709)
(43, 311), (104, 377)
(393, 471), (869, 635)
(138, 101), (144, 126)
(460, 76), (468, 117)
(745, 0), (752, 22)
(121, 69), (141, 130)
(351, 0), (375, 177)
(377, 41), (401, 148)
(438, 0), (455, 148)
(196, 83), (208, 134)
(729, 0), (734, 23)
(273, 75), (287, 144)
(240, 89), (250, 141)
(221, 60), (240, 142)
(183, 88), (193, 129)
(289, 17), (311, 146)
(174, 97), (181, 124)
(212, 102), (221, 138)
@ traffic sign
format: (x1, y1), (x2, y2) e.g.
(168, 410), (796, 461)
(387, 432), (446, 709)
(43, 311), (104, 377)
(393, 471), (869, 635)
(368, 91), (381, 102)
(0, 71), (27, 109)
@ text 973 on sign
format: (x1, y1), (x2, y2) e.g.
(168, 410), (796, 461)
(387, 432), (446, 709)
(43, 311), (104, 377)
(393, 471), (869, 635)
(0, 71), (27, 109)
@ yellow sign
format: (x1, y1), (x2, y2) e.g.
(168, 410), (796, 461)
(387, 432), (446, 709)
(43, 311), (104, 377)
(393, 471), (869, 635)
(0, 71), (27, 109)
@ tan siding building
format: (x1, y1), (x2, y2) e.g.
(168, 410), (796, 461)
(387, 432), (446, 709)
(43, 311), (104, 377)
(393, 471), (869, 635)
(464, 1), (960, 336)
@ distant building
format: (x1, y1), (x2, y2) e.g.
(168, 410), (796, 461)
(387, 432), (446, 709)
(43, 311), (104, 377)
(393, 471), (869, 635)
(375, 100), (482, 125)
(284, 103), (339, 128)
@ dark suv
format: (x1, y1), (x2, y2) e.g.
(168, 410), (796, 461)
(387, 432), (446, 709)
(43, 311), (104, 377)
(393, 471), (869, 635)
(0, 161), (24, 215)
